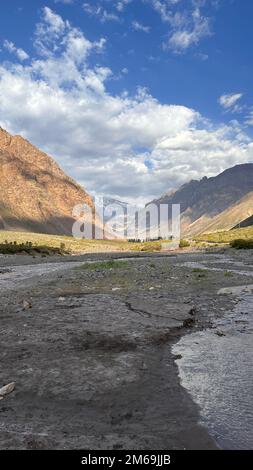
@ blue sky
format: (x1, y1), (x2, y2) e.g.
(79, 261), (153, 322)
(0, 0), (253, 203)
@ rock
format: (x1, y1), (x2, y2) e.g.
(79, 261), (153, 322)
(22, 300), (32, 310)
(174, 354), (183, 360)
(215, 330), (226, 337)
(0, 268), (11, 274)
(112, 288), (121, 292)
(58, 297), (66, 302)
(0, 382), (15, 399)
(189, 306), (197, 316)
(183, 317), (195, 328)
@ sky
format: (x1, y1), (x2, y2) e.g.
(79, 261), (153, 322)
(0, 0), (253, 204)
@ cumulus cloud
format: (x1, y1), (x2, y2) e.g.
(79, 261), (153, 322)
(219, 93), (243, 111)
(0, 7), (252, 204)
(3, 40), (29, 61)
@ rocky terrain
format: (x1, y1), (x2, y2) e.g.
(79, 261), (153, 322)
(1, 248), (253, 449)
(154, 164), (253, 236)
(0, 127), (93, 235)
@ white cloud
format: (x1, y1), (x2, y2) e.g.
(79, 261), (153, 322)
(219, 93), (243, 111)
(3, 40), (29, 61)
(196, 52), (209, 61)
(245, 109), (253, 126)
(168, 14), (210, 53)
(132, 21), (150, 33)
(149, 0), (212, 53)
(0, 7), (252, 204)
(83, 3), (120, 22)
(116, 0), (133, 12)
(81, 1), (213, 54)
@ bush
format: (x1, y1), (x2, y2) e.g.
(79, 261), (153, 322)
(179, 239), (190, 248)
(230, 239), (253, 249)
(0, 241), (67, 255)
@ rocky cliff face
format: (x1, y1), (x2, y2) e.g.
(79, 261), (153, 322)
(154, 164), (253, 236)
(0, 127), (93, 235)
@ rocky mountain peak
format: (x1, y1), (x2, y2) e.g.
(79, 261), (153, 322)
(0, 127), (94, 235)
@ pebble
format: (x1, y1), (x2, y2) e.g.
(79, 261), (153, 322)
(0, 382), (15, 400)
(22, 300), (32, 310)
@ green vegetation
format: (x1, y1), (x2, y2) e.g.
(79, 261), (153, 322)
(192, 268), (206, 273)
(179, 239), (191, 248)
(77, 260), (129, 271)
(0, 240), (66, 255)
(224, 271), (233, 277)
(195, 226), (253, 244)
(0, 230), (166, 255)
(149, 263), (156, 268)
(230, 239), (253, 249)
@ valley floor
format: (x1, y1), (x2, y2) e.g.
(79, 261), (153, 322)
(0, 249), (253, 449)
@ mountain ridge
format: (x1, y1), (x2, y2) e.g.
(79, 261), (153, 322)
(154, 163), (253, 236)
(0, 127), (93, 235)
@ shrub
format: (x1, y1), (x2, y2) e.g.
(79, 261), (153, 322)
(230, 239), (253, 249)
(179, 239), (190, 248)
(0, 241), (67, 255)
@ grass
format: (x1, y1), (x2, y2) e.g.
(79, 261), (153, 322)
(77, 260), (129, 271)
(224, 271), (233, 277)
(195, 226), (253, 244)
(0, 230), (167, 255)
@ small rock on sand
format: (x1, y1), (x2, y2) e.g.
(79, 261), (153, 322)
(0, 382), (15, 399)
(215, 330), (226, 337)
(22, 300), (32, 310)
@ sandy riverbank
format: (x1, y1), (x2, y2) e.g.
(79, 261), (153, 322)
(0, 249), (252, 449)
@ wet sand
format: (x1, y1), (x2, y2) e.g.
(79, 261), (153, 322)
(0, 249), (252, 449)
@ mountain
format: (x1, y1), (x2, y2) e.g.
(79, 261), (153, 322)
(0, 127), (94, 235)
(154, 164), (253, 236)
(2, 125), (252, 239)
